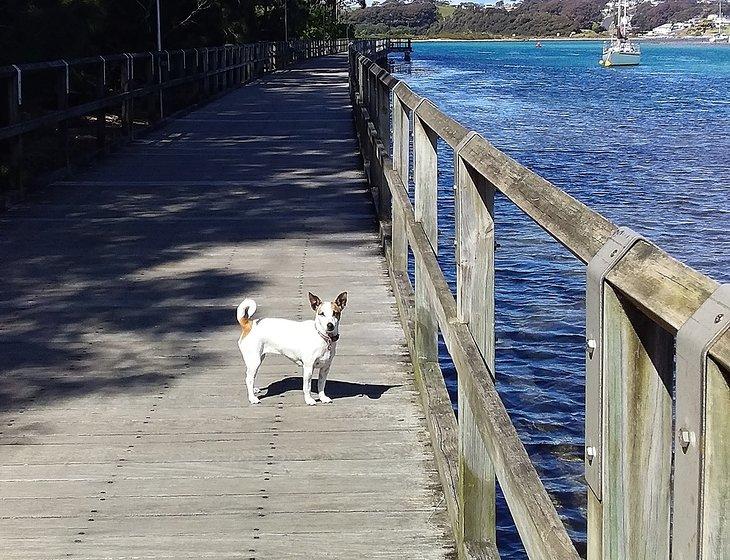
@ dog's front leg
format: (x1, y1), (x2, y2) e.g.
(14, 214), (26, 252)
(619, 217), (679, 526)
(317, 362), (332, 403)
(302, 363), (317, 406)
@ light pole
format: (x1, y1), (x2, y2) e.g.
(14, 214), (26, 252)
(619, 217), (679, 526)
(156, 0), (163, 51)
(155, 0), (163, 118)
(284, 0), (288, 42)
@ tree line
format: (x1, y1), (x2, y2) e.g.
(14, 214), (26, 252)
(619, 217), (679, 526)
(0, 1), (347, 66)
(346, 0), (713, 38)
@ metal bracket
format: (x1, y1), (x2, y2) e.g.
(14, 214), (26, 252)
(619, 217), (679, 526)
(584, 226), (644, 499)
(12, 65), (22, 105)
(672, 283), (730, 559)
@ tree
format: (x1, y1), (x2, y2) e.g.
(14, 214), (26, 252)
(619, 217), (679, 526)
(0, 0), (346, 65)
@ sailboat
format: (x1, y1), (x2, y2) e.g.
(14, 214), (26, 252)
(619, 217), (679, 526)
(600, 0), (641, 67)
(709, 0), (729, 42)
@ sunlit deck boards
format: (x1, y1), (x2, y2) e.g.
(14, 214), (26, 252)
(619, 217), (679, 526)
(0, 55), (454, 559)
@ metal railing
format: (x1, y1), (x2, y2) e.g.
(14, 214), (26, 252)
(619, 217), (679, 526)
(0, 39), (349, 198)
(349, 41), (728, 560)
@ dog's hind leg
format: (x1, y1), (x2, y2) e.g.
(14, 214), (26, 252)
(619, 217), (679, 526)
(317, 362), (332, 404)
(243, 354), (262, 405)
(302, 363), (317, 406)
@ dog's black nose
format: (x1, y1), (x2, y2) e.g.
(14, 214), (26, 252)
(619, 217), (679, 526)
(326, 322), (334, 331)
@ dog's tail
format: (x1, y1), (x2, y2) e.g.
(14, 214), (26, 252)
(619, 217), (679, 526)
(236, 298), (257, 326)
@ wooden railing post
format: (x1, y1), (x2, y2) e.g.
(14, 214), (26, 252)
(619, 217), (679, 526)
(4, 70), (23, 195)
(454, 132), (496, 550)
(586, 229), (673, 560)
(225, 46), (232, 88)
(413, 100), (439, 375)
(56, 62), (70, 167)
(145, 53), (157, 122)
(96, 58), (107, 151)
(377, 72), (391, 153)
(202, 49), (210, 97)
(391, 84), (410, 276)
(243, 45), (247, 80)
(414, 101), (438, 252)
(357, 57), (366, 106)
(214, 48), (221, 92)
(235, 47), (242, 84)
(121, 55), (133, 138)
(672, 285), (729, 560)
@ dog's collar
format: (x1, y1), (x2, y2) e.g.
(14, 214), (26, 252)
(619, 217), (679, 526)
(316, 327), (339, 347)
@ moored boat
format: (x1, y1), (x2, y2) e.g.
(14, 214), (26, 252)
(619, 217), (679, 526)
(600, 39), (641, 66)
(600, 0), (640, 66)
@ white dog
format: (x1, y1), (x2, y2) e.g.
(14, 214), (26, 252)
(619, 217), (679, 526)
(236, 292), (347, 405)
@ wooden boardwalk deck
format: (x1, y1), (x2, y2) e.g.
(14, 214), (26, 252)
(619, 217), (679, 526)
(0, 55), (454, 559)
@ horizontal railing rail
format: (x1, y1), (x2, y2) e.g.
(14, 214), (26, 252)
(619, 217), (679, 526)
(349, 41), (728, 560)
(0, 39), (349, 198)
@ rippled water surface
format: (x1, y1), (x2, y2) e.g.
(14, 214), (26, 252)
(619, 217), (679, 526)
(393, 40), (729, 558)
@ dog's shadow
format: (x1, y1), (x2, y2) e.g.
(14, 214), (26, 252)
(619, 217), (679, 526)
(263, 376), (397, 400)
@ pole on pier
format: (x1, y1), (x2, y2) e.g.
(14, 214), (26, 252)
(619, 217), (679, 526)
(284, 0), (289, 42)
(155, 0), (163, 118)
(454, 131), (496, 550)
(156, 0), (163, 52)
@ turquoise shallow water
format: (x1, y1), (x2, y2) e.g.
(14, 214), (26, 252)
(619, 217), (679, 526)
(393, 40), (729, 558)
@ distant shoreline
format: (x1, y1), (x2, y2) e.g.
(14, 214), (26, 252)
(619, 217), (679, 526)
(410, 36), (729, 44)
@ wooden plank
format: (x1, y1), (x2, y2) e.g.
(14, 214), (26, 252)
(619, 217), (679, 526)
(56, 65), (70, 167)
(595, 288), (672, 560)
(0, 55), (454, 559)
(701, 358), (729, 559)
(384, 240), (499, 560)
(455, 155), (495, 370)
(390, 92), (410, 275)
(120, 56), (132, 138)
(5, 72), (23, 193)
(455, 152), (496, 549)
(414, 108), (438, 254)
(95, 59), (106, 150)
(382, 161), (579, 560)
(145, 53), (158, 122)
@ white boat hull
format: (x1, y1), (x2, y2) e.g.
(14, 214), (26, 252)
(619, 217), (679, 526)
(600, 50), (640, 67)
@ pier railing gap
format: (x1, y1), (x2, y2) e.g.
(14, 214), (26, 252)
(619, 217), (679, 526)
(0, 39), (349, 202)
(350, 40), (729, 560)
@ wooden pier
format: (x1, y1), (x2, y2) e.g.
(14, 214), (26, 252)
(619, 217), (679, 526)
(1, 38), (728, 560)
(0, 45), (453, 559)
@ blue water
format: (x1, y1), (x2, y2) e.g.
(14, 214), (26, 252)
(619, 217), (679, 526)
(393, 41), (729, 558)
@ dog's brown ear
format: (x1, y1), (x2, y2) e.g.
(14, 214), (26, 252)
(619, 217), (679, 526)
(308, 292), (322, 311)
(335, 291), (348, 309)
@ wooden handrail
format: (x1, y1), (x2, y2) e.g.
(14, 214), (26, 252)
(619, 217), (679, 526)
(0, 39), (350, 195)
(354, 52), (729, 372)
(349, 41), (728, 560)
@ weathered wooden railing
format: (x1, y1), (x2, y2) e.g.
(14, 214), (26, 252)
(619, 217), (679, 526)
(0, 39), (349, 199)
(349, 42), (729, 560)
